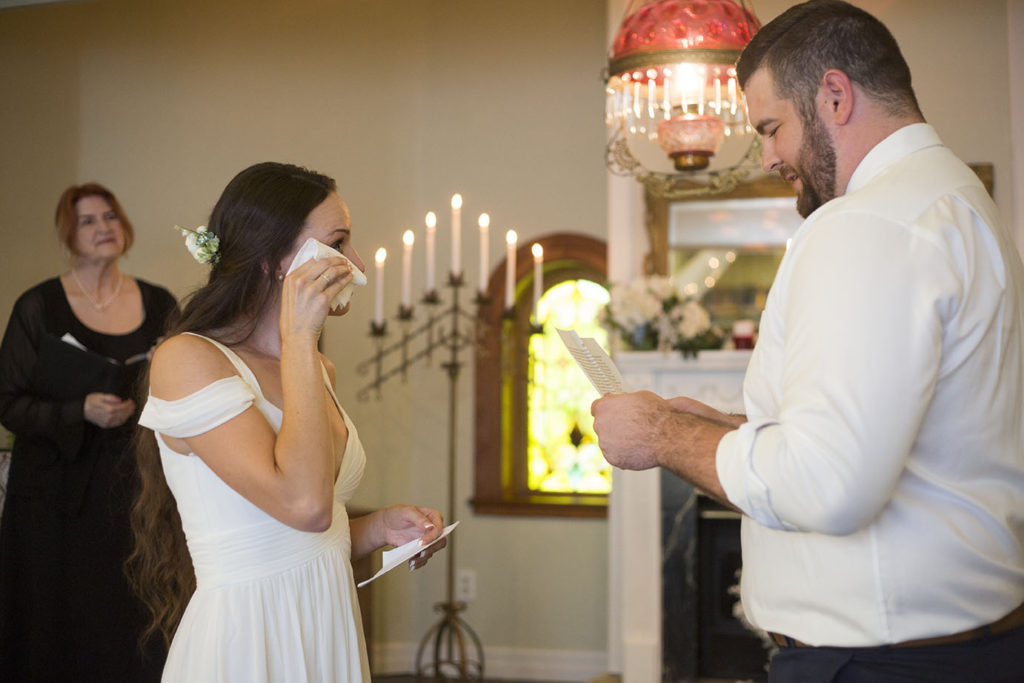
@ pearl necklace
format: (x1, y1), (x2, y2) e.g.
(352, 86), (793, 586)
(71, 269), (124, 311)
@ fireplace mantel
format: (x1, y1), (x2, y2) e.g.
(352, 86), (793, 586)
(615, 349), (750, 411)
(607, 350), (750, 682)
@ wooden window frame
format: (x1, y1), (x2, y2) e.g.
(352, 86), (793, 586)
(472, 233), (608, 518)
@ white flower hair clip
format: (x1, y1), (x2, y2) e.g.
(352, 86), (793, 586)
(174, 225), (221, 265)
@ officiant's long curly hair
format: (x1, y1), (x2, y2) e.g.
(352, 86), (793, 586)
(126, 162), (336, 648)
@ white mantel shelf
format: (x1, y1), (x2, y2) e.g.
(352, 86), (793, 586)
(606, 349), (751, 683)
(615, 349), (751, 414)
(614, 348), (753, 368)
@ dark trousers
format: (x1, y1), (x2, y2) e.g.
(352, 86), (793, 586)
(767, 623), (1024, 683)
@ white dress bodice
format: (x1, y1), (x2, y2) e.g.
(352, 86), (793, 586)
(138, 334), (369, 681)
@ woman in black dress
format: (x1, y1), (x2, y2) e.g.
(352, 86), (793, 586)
(0, 183), (177, 681)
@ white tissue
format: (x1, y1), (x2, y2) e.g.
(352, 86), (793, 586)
(285, 238), (367, 310)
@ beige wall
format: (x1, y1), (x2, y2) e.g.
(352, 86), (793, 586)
(0, 0), (611, 672)
(1, 0), (1018, 676)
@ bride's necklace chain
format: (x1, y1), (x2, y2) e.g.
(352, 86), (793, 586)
(71, 268), (124, 311)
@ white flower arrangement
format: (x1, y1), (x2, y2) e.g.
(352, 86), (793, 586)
(174, 225), (221, 265)
(603, 275), (723, 357)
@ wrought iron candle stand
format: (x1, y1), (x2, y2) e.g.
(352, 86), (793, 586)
(355, 273), (486, 682)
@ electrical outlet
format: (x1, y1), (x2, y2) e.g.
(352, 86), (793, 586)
(455, 569), (477, 602)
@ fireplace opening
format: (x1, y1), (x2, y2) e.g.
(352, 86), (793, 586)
(696, 497), (769, 680)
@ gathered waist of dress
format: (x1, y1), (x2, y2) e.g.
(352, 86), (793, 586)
(187, 502), (351, 589)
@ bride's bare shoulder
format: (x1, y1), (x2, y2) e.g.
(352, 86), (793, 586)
(150, 333), (239, 400)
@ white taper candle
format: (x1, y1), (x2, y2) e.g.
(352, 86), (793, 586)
(451, 194), (462, 278)
(478, 213), (490, 295)
(531, 243), (543, 323)
(505, 230), (517, 310)
(401, 230), (414, 309)
(374, 247), (386, 326)
(424, 211), (436, 292)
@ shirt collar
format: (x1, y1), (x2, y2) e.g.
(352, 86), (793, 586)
(845, 123), (943, 194)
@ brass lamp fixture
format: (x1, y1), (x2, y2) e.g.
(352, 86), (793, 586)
(605, 0), (763, 198)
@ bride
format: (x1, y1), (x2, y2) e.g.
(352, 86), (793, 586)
(129, 161), (445, 681)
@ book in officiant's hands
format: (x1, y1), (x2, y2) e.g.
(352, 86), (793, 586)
(32, 333), (150, 400)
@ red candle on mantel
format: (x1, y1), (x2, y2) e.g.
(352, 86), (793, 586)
(732, 319), (755, 349)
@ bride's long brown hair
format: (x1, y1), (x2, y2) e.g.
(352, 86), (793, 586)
(126, 162), (336, 647)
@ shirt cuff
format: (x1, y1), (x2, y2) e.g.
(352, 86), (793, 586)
(716, 418), (797, 531)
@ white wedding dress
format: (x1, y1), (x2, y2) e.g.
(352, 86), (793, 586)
(138, 334), (370, 682)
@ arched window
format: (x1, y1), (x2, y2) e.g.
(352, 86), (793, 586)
(472, 233), (608, 517)
(527, 280), (611, 495)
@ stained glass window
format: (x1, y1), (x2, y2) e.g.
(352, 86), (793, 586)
(527, 279), (612, 495)
(472, 233), (607, 517)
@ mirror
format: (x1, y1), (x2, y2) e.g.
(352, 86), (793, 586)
(668, 196), (799, 327)
(645, 174), (796, 332)
(645, 164), (994, 330)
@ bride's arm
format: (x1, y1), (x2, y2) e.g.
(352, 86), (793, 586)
(150, 259), (352, 532)
(150, 333), (333, 531)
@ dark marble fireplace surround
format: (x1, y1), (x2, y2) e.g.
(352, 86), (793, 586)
(662, 470), (769, 682)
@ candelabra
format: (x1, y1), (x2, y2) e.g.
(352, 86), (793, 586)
(356, 273), (487, 682)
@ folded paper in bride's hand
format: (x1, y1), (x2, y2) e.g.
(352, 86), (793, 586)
(357, 521), (459, 588)
(557, 328), (628, 395)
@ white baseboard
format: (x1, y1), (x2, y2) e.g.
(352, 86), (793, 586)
(372, 641), (609, 682)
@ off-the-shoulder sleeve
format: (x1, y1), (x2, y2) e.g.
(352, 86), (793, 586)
(139, 376), (255, 438)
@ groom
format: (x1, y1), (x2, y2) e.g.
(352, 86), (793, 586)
(591, 1), (1024, 681)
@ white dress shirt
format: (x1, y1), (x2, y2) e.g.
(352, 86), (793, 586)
(716, 124), (1024, 646)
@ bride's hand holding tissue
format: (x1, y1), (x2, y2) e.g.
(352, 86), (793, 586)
(279, 251), (353, 338)
(285, 237), (368, 314)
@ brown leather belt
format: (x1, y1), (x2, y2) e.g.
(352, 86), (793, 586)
(768, 601), (1024, 649)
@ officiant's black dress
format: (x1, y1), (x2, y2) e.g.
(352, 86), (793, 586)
(0, 277), (177, 682)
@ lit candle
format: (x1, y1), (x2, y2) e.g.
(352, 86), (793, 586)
(477, 213), (490, 295)
(505, 229), (517, 310)
(698, 65), (706, 115)
(646, 72), (656, 118)
(425, 211), (436, 292)
(401, 230), (414, 309)
(374, 247), (387, 326)
(451, 194), (463, 278)
(661, 71), (670, 119)
(531, 243), (543, 323)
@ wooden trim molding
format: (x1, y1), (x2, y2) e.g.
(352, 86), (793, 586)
(472, 233), (608, 518)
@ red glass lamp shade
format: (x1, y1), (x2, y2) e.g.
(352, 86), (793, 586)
(606, 0), (760, 170)
(656, 114), (726, 170)
(610, 0), (758, 75)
